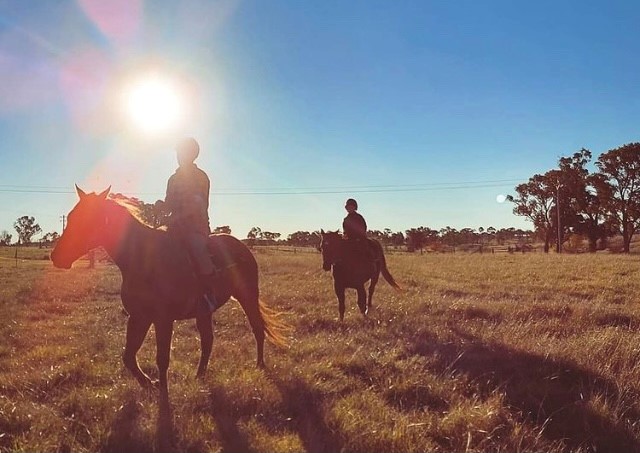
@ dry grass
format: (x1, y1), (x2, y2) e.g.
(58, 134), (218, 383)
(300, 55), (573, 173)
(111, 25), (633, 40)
(2, 249), (640, 452)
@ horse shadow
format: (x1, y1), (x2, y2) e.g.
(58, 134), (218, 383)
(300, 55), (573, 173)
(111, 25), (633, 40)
(267, 373), (342, 453)
(407, 327), (640, 452)
(99, 392), (176, 453)
(204, 376), (342, 453)
(206, 387), (256, 453)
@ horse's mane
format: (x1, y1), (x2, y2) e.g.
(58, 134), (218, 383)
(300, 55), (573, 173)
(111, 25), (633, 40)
(108, 193), (157, 229)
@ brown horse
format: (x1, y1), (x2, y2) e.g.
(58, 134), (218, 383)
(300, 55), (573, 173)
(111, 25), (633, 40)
(51, 186), (287, 398)
(319, 230), (401, 321)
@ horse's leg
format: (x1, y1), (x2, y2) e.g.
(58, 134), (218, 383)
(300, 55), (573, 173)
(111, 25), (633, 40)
(123, 316), (153, 389)
(368, 270), (380, 312)
(154, 319), (174, 398)
(195, 312), (213, 378)
(334, 280), (346, 321)
(356, 285), (367, 315)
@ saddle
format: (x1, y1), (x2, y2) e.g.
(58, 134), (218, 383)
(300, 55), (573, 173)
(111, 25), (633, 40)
(345, 238), (376, 264)
(205, 235), (241, 275)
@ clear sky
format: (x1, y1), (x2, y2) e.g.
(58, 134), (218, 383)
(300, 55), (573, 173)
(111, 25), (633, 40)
(1, 0), (639, 240)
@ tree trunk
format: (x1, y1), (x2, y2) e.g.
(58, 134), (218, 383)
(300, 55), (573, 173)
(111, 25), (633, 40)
(623, 224), (630, 253)
(624, 233), (632, 253)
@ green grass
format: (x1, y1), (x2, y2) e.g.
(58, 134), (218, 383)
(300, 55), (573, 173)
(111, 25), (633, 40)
(2, 251), (640, 452)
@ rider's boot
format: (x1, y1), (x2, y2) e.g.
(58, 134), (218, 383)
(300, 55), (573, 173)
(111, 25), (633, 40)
(201, 273), (222, 313)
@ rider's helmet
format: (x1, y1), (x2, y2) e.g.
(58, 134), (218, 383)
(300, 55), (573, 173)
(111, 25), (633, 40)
(176, 137), (200, 163)
(345, 198), (358, 210)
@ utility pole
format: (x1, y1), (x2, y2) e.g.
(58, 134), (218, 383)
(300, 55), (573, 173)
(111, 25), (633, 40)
(556, 184), (562, 254)
(60, 215), (66, 231)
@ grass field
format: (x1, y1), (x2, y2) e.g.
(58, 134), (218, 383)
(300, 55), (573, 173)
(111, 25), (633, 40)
(2, 247), (640, 452)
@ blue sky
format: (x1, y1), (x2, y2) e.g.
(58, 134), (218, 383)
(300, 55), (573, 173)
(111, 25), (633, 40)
(1, 0), (639, 240)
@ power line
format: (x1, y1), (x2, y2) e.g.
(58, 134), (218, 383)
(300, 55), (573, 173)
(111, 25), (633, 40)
(0, 178), (523, 196)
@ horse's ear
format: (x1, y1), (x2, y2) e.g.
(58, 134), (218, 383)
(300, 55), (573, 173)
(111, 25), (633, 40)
(97, 186), (111, 200)
(320, 229), (324, 234)
(75, 184), (87, 199)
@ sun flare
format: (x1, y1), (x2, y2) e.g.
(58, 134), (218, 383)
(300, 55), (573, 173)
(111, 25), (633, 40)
(122, 74), (186, 134)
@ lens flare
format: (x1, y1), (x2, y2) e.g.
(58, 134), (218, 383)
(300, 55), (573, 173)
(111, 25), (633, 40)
(122, 74), (185, 135)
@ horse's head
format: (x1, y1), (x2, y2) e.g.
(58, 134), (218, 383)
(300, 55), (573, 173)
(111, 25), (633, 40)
(318, 229), (342, 271)
(51, 185), (111, 269)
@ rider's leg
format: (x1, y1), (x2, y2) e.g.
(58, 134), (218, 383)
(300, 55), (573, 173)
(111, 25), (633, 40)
(187, 233), (222, 312)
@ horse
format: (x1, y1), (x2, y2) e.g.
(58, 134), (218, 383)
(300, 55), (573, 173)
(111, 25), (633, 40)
(51, 186), (287, 398)
(318, 230), (401, 321)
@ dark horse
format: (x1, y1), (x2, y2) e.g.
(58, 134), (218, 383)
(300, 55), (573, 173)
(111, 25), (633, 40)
(319, 230), (401, 321)
(51, 186), (287, 398)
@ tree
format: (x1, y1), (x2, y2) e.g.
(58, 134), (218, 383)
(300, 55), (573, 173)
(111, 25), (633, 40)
(508, 173), (557, 252)
(138, 200), (170, 229)
(390, 231), (405, 247)
(439, 226), (460, 247)
(41, 231), (60, 246)
(458, 227), (478, 245)
(14, 216), (41, 245)
(596, 143), (640, 253)
(382, 228), (393, 246)
(405, 227), (438, 253)
(496, 227), (518, 244)
(246, 227), (262, 246)
(0, 230), (12, 245)
(548, 154), (581, 252)
(213, 225), (232, 234)
(287, 230), (321, 247)
(571, 172), (614, 252)
(247, 227), (261, 240)
(368, 230), (386, 244)
(260, 231), (281, 243)
(405, 228), (426, 253)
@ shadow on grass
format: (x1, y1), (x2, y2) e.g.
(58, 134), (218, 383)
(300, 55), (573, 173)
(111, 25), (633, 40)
(100, 397), (152, 453)
(99, 392), (176, 453)
(156, 393), (177, 453)
(207, 387), (256, 453)
(267, 373), (343, 453)
(408, 327), (640, 453)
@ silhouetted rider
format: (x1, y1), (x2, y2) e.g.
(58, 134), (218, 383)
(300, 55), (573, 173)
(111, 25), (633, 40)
(343, 198), (367, 240)
(342, 198), (374, 261)
(156, 137), (221, 312)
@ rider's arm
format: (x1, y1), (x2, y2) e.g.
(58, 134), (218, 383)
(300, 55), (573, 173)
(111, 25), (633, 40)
(164, 175), (178, 213)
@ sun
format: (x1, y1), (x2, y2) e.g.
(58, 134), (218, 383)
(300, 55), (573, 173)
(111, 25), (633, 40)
(122, 74), (186, 134)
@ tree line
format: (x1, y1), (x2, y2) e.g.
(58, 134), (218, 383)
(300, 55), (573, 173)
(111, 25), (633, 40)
(128, 197), (534, 251)
(509, 143), (640, 253)
(1, 208), (531, 254)
(0, 216), (59, 247)
(242, 226), (532, 252)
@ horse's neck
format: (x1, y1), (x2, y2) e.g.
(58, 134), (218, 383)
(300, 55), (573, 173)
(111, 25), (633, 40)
(101, 207), (158, 273)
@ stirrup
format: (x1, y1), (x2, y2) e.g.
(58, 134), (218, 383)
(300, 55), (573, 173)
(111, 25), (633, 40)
(203, 292), (220, 313)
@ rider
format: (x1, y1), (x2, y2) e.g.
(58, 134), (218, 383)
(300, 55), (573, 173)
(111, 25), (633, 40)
(342, 198), (373, 260)
(159, 137), (221, 312)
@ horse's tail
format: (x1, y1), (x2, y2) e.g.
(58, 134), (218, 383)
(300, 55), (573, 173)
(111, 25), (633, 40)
(371, 240), (402, 291)
(258, 299), (290, 347)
